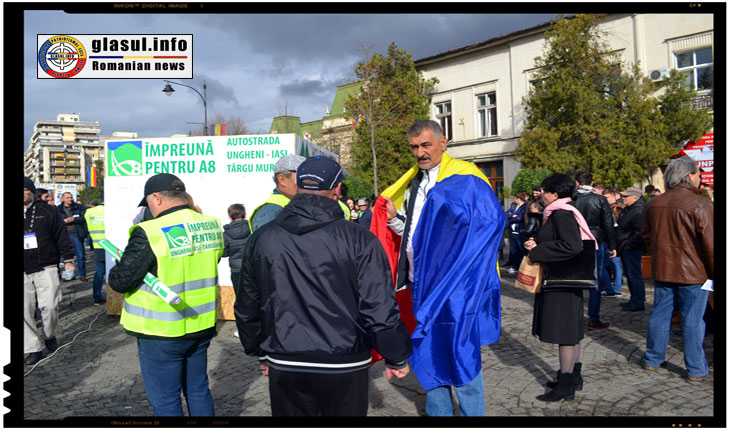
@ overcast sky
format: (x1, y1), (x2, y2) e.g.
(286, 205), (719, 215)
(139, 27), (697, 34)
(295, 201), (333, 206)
(23, 6), (560, 147)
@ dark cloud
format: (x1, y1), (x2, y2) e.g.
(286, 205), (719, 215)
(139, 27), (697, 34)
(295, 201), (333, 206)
(278, 79), (329, 98)
(23, 10), (558, 146)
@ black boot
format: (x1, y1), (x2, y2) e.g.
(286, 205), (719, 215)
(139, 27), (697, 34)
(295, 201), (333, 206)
(25, 351), (43, 365)
(537, 371), (575, 402)
(547, 362), (582, 391)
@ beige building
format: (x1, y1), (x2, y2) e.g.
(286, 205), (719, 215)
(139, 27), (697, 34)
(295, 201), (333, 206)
(415, 13), (714, 200)
(24, 113), (103, 187)
(269, 82), (361, 171)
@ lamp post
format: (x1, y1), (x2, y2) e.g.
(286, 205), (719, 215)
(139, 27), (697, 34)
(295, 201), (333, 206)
(162, 79), (208, 136)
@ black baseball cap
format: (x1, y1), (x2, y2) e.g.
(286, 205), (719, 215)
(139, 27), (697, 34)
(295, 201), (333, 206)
(24, 176), (36, 194)
(296, 156), (344, 191)
(139, 173), (186, 207)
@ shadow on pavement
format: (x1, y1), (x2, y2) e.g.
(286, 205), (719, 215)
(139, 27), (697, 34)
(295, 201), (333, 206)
(369, 360), (426, 416)
(488, 329), (557, 388)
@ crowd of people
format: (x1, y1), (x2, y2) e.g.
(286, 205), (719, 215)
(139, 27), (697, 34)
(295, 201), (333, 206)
(504, 157), (714, 401)
(23, 119), (713, 417)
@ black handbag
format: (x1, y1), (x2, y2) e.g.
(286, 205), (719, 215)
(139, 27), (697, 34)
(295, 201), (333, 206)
(541, 239), (598, 291)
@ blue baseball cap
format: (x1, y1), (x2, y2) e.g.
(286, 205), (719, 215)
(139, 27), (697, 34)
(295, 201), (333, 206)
(296, 156), (344, 191)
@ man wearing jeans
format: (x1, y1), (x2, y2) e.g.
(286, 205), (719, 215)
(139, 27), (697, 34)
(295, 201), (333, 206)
(602, 189), (624, 295)
(380, 120), (504, 416)
(57, 192), (88, 281)
(641, 157), (713, 381)
(573, 172), (617, 330)
(109, 174), (224, 416)
(616, 187), (647, 312)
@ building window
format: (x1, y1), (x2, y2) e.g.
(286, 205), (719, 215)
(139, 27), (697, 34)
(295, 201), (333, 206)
(476, 93), (497, 137)
(435, 101), (453, 141)
(477, 160), (504, 202)
(674, 47), (713, 91)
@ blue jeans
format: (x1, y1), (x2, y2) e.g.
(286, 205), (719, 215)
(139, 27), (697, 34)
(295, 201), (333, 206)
(93, 260), (105, 302)
(597, 243), (611, 291)
(588, 243), (609, 321)
(137, 336), (215, 416)
(621, 250), (645, 308)
(607, 255), (623, 294)
(643, 281), (709, 377)
(68, 232), (86, 278)
(508, 233), (524, 270)
(425, 370), (484, 416)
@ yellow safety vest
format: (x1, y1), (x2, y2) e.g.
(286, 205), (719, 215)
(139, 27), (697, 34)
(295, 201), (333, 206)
(120, 208), (224, 337)
(248, 193), (291, 232)
(84, 205), (105, 249)
(338, 200), (351, 220)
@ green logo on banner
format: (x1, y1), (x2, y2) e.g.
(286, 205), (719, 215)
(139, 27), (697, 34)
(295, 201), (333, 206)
(161, 224), (192, 257)
(108, 140), (143, 176)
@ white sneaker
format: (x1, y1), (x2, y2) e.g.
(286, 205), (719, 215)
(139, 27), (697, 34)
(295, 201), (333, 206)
(233, 331), (240, 338)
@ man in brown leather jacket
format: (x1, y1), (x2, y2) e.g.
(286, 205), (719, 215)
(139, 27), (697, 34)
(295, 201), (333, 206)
(640, 156), (713, 381)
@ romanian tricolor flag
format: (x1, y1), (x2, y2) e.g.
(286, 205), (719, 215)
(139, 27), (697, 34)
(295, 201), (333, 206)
(210, 124), (227, 136)
(370, 153), (505, 390)
(87, 166), (97, 187)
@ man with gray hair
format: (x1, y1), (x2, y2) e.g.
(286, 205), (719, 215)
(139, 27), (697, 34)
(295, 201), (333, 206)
(379, 119), (504, 416)
(248, 154), (306, 232)
(640, 156), (713, 381)
(616, 186), (647, 312)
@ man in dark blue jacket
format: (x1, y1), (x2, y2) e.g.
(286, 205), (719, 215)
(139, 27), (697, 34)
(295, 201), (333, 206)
(235, 156), (412, 416)
(505, 191), (529, 274)
(57, 192), (88, 281)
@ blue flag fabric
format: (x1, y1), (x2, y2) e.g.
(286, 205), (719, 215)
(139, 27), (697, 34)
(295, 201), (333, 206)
(409, 174), (505, 390)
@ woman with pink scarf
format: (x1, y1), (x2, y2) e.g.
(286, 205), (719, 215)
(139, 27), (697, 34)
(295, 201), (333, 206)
(524, 173), (597, 403)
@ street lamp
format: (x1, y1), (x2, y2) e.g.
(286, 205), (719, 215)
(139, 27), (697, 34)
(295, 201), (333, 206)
(162, 79), (208, 136)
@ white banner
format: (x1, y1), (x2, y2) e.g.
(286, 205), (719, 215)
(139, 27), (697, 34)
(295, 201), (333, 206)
(105, 134), (337, 287)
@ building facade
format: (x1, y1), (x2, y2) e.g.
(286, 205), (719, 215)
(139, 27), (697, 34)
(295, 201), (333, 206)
(24, 113), (103, 187)
(414, 13), (714, 202)
(269, 82), (361, 171)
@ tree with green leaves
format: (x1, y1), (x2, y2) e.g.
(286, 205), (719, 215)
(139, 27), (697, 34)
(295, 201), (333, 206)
(516, 14), (712, 187)
(342, 176), (373, 201)
(511, 168), (553, 195)
(345, 43), (438, 196)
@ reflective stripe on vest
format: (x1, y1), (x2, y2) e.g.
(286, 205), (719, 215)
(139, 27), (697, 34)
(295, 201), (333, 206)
(84, 205), (105, 249)
(137, 275), (218, 296)
(120, 208), (223, 337)
(123, 300), (218, 321)
(248, 193), (290, 232)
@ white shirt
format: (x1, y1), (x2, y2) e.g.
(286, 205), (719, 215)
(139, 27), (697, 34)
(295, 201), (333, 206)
(388, 163), (440, 284)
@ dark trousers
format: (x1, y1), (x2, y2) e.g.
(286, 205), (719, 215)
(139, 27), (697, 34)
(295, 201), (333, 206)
(68, 232), (86, 278)
(508, 232), (524, 270)
(231, 271), (241, 296)
(268, 367), (370, 416)
(621, 249), (646, 308)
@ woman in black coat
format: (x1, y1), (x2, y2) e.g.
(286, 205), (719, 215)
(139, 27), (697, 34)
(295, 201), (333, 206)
(524, 173), (596, 402)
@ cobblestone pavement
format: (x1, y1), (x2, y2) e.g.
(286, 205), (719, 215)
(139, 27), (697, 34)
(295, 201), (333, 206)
(19, 258), (716, 423)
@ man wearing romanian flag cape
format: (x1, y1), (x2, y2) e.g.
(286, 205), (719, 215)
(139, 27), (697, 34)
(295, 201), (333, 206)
(372, 120), (505, 416)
